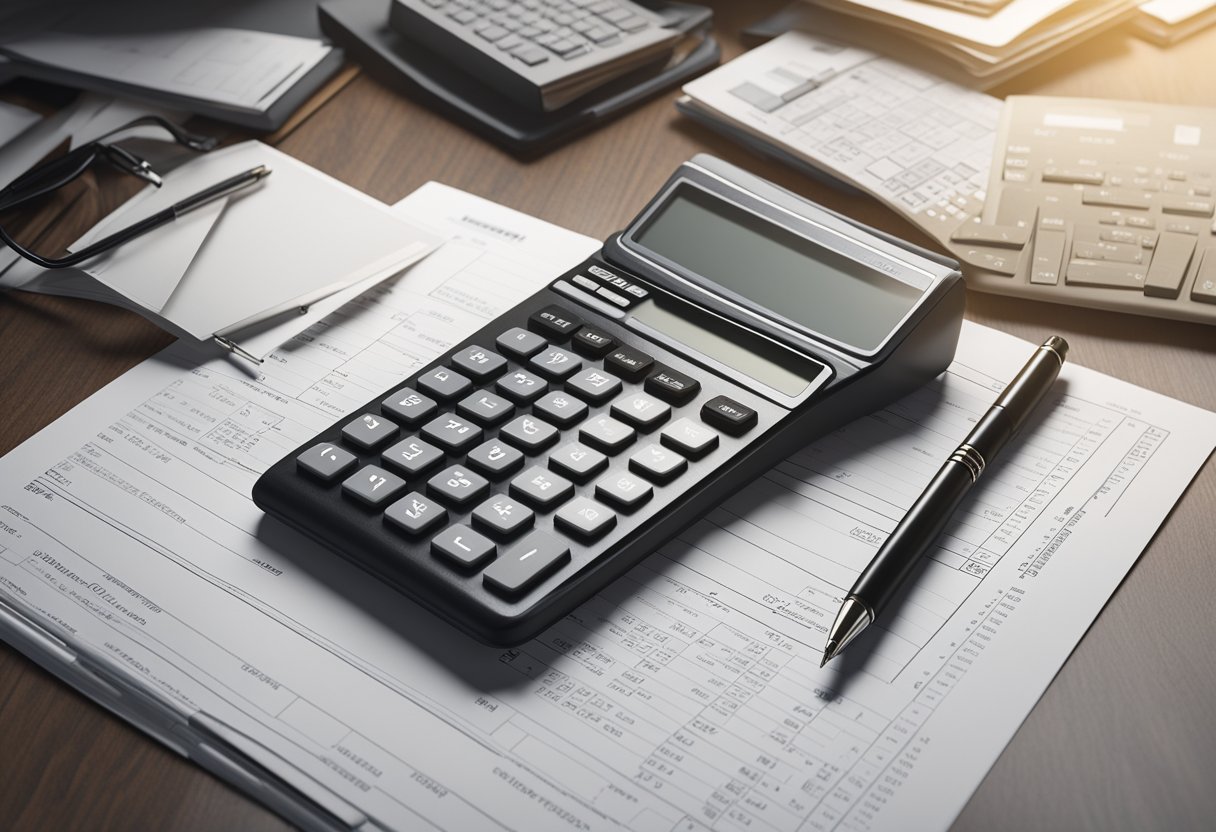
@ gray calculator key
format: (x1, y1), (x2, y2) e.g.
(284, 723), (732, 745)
(566, 367), (622, 404)
(500, 415), (559, 452)
(530, 347), (582, 380)
(483, 530), (571, 596)
(533, 391), (588, 427)
(510, 465), (574, 509)
(466, 439), (525, 478)
(382, 436), (444, 476)
(452, 345), (508, 381)
(341, 413), (399, 449)
(496, 369), (549, 403)
(432, 524), (496, 568)
(496, 327), (547, 359)
(660, 417), (719, 458)
(610, 392), (670, 430)
(594, 471), (653, 511)
(385, 491), (448, 536)
(579, 414), (636, 453)
(549, 441), (607, 483)
(421, 414), (483, 453)
(417, 367), (473, 400)
(381, 388), (438, 427)
(342, 465), (407, 507)
(297, 443), (357, 482)
(472, 495), (535, 537)
(427, 465), (490, 507)
(629, 443), (687, 483)
(456, 390), (515, 425)
(555, 497), (617, 540)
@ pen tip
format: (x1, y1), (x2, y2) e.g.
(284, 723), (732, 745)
(820, 639), (840, 668)
(253, 165), (272, 179)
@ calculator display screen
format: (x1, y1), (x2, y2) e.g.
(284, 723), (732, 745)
(633, 185), (924, 351)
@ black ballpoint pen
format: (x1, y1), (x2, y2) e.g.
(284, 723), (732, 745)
(821, 336), (1069, 667)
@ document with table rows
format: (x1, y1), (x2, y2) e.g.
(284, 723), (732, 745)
(1, 183), (1213, 832)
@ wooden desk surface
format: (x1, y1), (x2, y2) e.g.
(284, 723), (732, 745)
(2, 3), (1214, 829)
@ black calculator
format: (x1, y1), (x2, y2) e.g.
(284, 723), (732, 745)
(253, 155), (964, 645)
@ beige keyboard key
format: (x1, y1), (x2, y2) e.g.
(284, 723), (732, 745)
(1159, 195), (1215, 217)
(1042, 167), (1104, 186)
(1065, 260), (1146, 289)
(1192, 250), (1216, 304)
(1144, 232), (1197, 299)
(950, 223), (1029, 248)
(1031, 228), (1067, 285)
(1082, 188), (1152, 210)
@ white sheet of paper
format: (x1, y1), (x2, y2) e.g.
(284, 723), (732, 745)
(809, 0), (1084, 48)
(1140, 0), (1216, 24)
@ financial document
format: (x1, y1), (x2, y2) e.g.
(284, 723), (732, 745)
(1, 184), (1214, 832)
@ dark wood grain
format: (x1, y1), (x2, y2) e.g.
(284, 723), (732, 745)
(2, 3), (1215, 829)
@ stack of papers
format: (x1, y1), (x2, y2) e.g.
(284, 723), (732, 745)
(1135, 0), (1216, 43)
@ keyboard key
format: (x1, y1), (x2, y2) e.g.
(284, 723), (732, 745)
(472, 495), (535, 537)
(510, 466), (574, 509)
(580, 415), (635, 453)
(594, 471), (652, 511)
(549, 441), (607, 483)
(496, 369), (549, 403)
(701, 396), (758, 435)
(1030, 228), (1067, 285)
(342, 465), (407, 507)
(529, 304), (581, 339)
(341, 413), (399, 450)
(466, 439), (525, 478)
(513, 46), (549, 65)
(381, 436), (444, 476)
(451, 345), (508, 381)
(596, 287), (630, 307)
(496, 327), (547, 359)
(531, 346), (582, 380)
(1144, 232), (1197, 299)
(483, 530), (570, 596)
(432, 524), (496, 568)
(381, 388), (438, 427)
(1159, 195), (1214, 217)
(456, 390), (515, 425)
(555, 497), (616, 540)
(645, 365), (700, 405)
(532, 391), (588, 427)
(417, 367), (473, 400)
(566, 367), (621, 403)
(421, 414), (484, 453)
(660, 417), (718, 459)
(605, 346), (653, 381)
(571, 326), (615, 357)
(1191, 251), (1216, 303)
(385, 491), (447, 536)
(614, 13), (648, 31)
(500, 415), (559, 452)
(610, 391), (670, 430)
(427, 465), (489, 507)
(629, 443), (687, 483)
(1064, 261), (1146, 289)
(296, 443), (357, 482)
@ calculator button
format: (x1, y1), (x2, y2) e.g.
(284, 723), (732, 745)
(529, 305), (582, 339)
(496, 327), (547, 360)
(456, 391), (514, 425)
(701, 395), (758, 435)
(421, 414), (484, 453)
(629, 443), (687, 483)
(472, 495), (535, 537)
(432, 524), (496, 569)
(579, 415), (636, 454)
(466, 439), (525, 479)
(385, 491), (448, 536)
(572, 326), (615, 358)
(496, 369), (549, 403)
(483, 530), (571, 596)
(427, 465), (490, 507)
(594, 472), (653, 511)
(555, 497), (617, 540)
(549, 441), (607, 483)
(532, 391), (588, 427)
(595, 287), (630, 307)
(342, 465), (407, 507)
(610, 392), (670, 430)
(660, 417), (719, 459)
(510, 466), (574, 509)
(531, 347), (582, 380)
(382, 436), (444, 476)
(645, 365), (700, 405)
(605, 346), (653, 381)
(451, 345), (508, 381)
(297, 443), (357, 482)
(500, 415), (559, 452)
(417, 367), (473, 400)
(566, 368), (622, 404)
(341, 413), (399, 450)
(381, 388), (438, 427)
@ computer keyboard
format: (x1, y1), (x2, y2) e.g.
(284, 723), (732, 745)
(951, 96), (1216, 324)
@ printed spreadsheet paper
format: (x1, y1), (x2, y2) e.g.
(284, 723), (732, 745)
(1, 183), (1214, 832)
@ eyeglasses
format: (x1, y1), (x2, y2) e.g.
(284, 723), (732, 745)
(0, 116), (268, 269)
